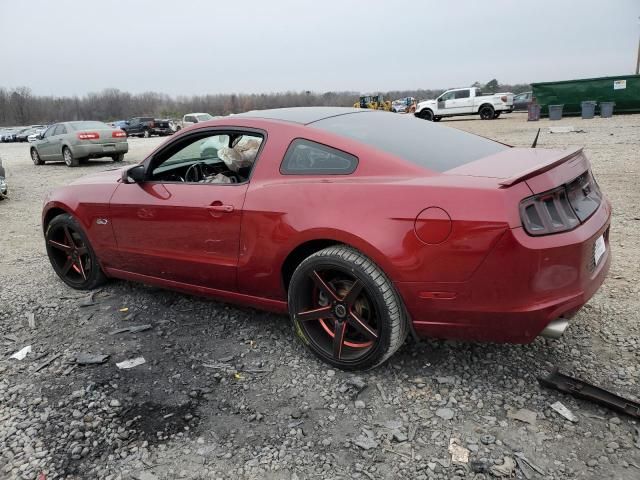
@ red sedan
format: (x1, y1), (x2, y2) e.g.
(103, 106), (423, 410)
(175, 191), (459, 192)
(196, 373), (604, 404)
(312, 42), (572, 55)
(42, 108), (611, 370)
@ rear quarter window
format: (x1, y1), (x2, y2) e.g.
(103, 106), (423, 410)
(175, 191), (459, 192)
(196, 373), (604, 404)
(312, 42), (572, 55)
(281, 139), (358, 175)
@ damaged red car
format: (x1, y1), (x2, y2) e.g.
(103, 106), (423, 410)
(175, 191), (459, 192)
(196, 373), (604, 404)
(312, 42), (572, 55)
(42, 108), (611, 370)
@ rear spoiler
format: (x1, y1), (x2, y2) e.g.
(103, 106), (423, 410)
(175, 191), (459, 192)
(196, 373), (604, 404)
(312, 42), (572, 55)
(498, 147), (583, 187)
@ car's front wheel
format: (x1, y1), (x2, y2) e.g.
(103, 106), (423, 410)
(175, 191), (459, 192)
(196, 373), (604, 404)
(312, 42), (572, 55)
(31, 148), (44, 165)
(288, 245), (408, 370)
(45, 213), (107, 290)
(417, 109), (434, 121)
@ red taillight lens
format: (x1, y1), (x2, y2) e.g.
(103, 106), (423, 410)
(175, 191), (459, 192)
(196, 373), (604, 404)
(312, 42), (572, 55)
(77, 132), (99, 140)
(520, 185), (579, 236)
(112, 130), (126, 138)
(501, 95), (508, 102)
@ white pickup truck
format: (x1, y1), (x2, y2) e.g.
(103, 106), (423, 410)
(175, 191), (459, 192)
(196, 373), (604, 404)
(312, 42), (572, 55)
(415, 87), (514, 121)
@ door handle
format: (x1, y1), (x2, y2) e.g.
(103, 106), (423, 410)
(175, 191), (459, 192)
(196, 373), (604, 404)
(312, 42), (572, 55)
(207, 204), (234, 213)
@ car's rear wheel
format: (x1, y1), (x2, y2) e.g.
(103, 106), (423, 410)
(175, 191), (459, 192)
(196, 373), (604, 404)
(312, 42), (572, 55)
(112, 153), (125, 162)
(288, 245), (408, 370)
(433, 116), (442, 122)
(45, 213), (107, 290)
(479, 105), (495, 120)
(62, 147), (79, 167)
(31, 148), (44, 165)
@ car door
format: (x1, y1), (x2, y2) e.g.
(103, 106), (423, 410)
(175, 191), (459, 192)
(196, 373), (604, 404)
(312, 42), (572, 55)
(452, 89), (473, 113)
(108, 129), (263, 292)
(48, 124), (68, 160)
(436, 91), (456, 114)
(37, 125), (58, 159)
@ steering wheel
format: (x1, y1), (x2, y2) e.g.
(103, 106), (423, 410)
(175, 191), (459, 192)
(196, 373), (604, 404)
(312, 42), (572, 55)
(185, 162), (206, 182)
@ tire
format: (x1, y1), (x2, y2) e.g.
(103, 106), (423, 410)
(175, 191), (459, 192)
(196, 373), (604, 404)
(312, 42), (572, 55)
(417, 109), (434, 121)
(433, 116), (442, 122)
(143, 129), (150, 138)
(45, 213), (107, 290)
(31, 148), (44, 165)
(112, 153), (125, 162)
(479, 105), (495, 120)
(288, 245), (408, 370)
(62, 147), (79, 167)
(493, 112), (501, 119)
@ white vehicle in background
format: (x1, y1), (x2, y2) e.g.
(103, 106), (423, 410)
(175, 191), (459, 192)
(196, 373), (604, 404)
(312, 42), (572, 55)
(27, 127), (47, 143)
(178, 113), (215, 131)
(415, 87), (514, 121)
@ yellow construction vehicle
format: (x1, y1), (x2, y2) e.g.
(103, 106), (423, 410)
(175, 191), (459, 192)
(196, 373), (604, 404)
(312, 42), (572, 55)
(354, 94), (392, 111)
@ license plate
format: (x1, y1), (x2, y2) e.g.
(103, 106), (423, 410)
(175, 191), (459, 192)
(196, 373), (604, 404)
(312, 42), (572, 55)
(594, 235), (606, 266)
(103, 144), (116, 152)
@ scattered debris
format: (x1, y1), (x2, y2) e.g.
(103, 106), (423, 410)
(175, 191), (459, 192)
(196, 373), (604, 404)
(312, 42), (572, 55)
(382, 447), (412, 460)
(10, 345), (32, 360)
(436, 408), (454, 420)
(353, 430), (378, 450)
(116, 356), (146, 369)
(490, 456), (516, 477)
(233, 372), (244, 380)
(26, 312), (36, 329)
(218, 355), (234, 363)
(34, 353), (62, 372)
(448, 438), (469, 463)
(119, 307), (129, 312)
(480, 434), (496, 445)
(75, 353), (110, 365)
(633, 426), (640, 449)
(539, 368), (640, 419)
(548, 126), (586, 134)
(376, 382), (388, 402)
(508, 408), (537, 425)
(470, 460), (490, 473)
(109, 324), (152, 335)
(550, 401), (578, 423)
(514, 452), (545, 478)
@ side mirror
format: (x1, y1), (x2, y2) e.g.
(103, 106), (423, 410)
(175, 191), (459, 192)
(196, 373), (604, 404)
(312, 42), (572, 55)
(122, 164), (146, 184)
(38, 133), (44, 140)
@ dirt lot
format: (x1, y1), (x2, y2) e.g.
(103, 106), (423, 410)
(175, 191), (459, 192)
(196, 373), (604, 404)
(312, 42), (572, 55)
(1, 113), (639, 480)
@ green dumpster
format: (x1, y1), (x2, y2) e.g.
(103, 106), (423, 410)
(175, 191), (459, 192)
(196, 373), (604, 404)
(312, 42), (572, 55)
(532, 74), (640, 116)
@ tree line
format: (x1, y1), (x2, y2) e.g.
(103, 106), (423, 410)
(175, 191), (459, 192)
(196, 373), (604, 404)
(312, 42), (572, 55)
(0, 80), (530, 126)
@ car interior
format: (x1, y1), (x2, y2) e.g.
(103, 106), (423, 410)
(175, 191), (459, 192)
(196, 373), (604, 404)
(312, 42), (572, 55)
(150, 133), (263, 184)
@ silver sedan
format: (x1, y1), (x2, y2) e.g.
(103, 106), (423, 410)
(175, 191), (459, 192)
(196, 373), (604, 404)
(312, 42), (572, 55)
(30, 121), (129, 167)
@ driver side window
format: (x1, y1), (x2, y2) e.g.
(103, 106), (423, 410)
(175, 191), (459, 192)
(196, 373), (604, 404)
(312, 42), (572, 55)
(43, 125), (57, 138)
(439, 92), (455, 101)
(150, 132), (263, 185)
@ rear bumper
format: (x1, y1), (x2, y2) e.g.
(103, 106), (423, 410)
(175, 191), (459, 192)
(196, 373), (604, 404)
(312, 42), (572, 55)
(397, 199), (611, 343)
(71, 141), (129, 158)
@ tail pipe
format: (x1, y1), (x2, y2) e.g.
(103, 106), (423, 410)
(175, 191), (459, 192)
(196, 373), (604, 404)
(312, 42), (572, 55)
(540, 318), (569, 339)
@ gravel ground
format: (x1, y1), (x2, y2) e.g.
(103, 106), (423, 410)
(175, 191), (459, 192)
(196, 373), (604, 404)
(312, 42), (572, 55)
(1, 114), (639, 480)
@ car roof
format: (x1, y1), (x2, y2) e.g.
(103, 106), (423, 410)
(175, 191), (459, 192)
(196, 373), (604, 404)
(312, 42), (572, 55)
(235, 107), (366, 125)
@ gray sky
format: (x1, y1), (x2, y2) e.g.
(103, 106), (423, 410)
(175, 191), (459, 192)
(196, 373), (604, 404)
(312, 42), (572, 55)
(1, 0), (638, 96)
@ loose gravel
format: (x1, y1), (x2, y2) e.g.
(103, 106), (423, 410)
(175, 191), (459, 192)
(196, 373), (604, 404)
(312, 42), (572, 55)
(1, 114), (639, 479)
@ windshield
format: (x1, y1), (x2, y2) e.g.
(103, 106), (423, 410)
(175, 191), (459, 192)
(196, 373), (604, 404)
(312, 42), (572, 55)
(196, 114), (213, 122)
(311, 112), (509, 173)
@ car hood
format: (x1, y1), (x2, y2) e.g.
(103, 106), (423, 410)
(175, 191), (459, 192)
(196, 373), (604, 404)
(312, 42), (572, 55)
(69, 166), (126, 186)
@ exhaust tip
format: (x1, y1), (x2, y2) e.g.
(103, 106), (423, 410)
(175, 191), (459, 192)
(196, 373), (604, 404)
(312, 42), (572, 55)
(540, 318), (569, 339)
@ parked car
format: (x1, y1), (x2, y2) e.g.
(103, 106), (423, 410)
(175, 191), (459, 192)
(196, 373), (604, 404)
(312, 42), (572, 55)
(41, 107), (611, 370)
(513, 91), (533, 111)
(178, 113), (214, 130)
(31, 121), (128, 167)
(121, 117), (173, 138)
(0, 156), (7, 199)
(0, 129), (16, 142)
(28, 127), (48, 143)
(415, 87), (514, 121)
(391, 97), (417, 113)
(3, 127), (30, 142)
(110, 120), (129, 129)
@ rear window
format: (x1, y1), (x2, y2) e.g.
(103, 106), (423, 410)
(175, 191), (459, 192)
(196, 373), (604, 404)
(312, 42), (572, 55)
(281, 139), (358, 175)
(69, 121), (110, 130)
(196, 114), (213, 122)
(311, 112), (508, 172)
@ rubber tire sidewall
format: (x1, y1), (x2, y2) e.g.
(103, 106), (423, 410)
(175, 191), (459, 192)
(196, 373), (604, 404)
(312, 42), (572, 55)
(63, 147), (79, 167)
(45, 213), (107, 290)
(31, 148), (44, 165)
(288, 245), (407, 370)
(480, 105), (495, 120)
(112, 153), (124, 162)
(419, 109), (434, 121)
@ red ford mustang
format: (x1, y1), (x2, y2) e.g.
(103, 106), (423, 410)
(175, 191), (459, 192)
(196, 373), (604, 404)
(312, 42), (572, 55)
(42, 107), (611, 370)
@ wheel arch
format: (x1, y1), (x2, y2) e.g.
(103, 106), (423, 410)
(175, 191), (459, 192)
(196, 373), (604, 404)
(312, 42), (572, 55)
(280, 233), (397, 292)
(478, 103), (494, 112)
(42, 205), (72, 233)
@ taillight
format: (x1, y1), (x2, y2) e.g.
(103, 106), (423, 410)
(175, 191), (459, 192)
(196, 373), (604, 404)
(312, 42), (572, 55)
(77, 132), (99, 140)
(520, 186), (579, 236)
(500, 95), (508, 102)
(112, 130), (126, 138)
(520, 170), (602, 236)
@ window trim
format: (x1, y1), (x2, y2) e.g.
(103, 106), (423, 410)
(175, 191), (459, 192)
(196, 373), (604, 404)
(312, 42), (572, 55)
(280, 138), (359, 176)
(142, 126), (267, 186)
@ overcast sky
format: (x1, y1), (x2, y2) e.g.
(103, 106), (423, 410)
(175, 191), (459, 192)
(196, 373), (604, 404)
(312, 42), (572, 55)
(1, 0), (638, 97)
